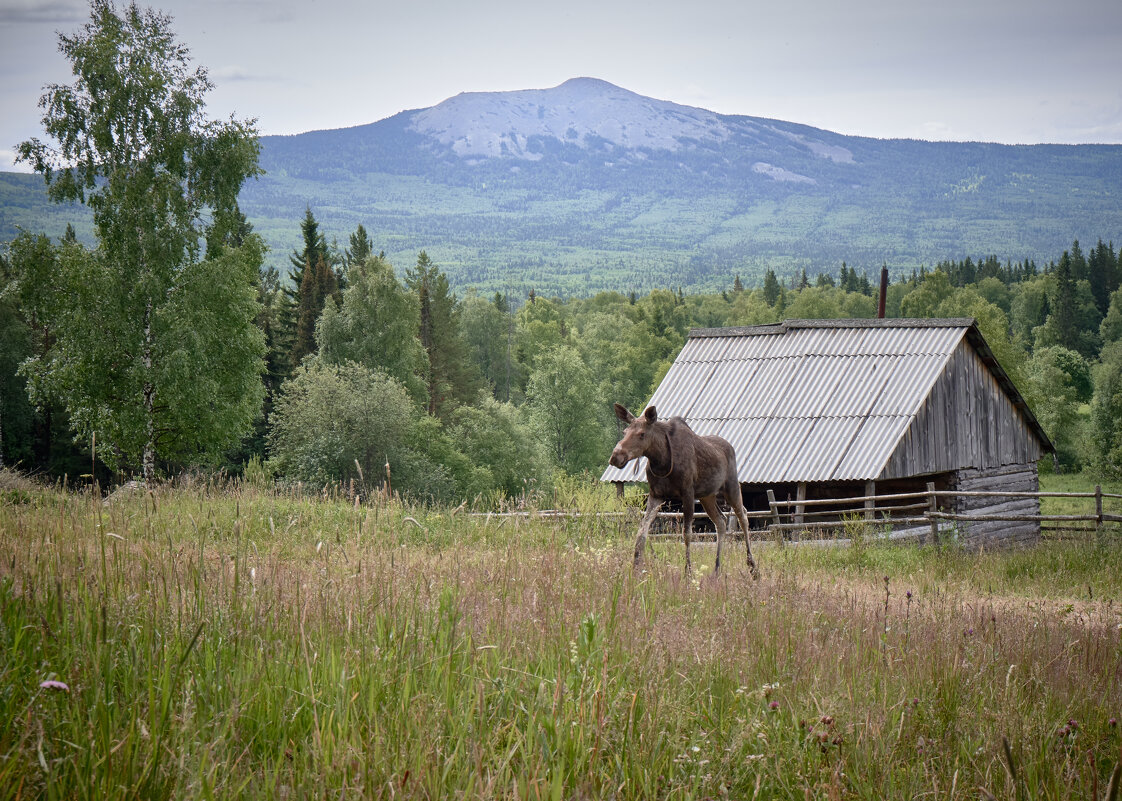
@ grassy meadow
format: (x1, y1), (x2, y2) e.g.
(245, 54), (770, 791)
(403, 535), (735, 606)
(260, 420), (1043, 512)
(1, 470), (1120, 800)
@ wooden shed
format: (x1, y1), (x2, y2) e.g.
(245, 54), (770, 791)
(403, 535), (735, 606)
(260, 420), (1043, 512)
(600, 318), (1055, 546)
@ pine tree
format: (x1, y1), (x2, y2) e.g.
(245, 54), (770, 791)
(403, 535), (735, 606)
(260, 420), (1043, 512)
(733, 274), (744, 293)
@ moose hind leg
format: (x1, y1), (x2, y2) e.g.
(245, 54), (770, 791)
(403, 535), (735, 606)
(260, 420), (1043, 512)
(729, 493), (759, 579)
(699, 495), (725, 577)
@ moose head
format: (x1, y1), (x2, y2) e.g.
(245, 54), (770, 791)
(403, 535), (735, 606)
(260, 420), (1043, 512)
(609, 403), (660, 468)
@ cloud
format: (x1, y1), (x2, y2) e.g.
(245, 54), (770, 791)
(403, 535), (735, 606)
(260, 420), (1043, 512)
(0, 149), (35, 172)
(210, 65), (258, 83)
(0, 0), (85, 24)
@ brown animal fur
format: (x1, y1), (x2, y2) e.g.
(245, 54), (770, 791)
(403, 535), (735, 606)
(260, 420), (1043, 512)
(610, 404), (759, 578)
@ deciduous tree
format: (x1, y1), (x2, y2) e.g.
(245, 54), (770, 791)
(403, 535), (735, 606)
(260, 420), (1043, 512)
(16, 0), (264, 480)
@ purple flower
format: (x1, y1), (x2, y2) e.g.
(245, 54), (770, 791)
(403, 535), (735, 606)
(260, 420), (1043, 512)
(769, 701), (780, 710)
(39, 680), (69, 692)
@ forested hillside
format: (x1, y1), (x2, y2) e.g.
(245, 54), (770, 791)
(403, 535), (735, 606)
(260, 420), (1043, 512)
(5, 204), (1121, 497)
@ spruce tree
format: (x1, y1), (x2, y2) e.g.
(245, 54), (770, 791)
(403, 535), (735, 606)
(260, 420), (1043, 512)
(345, 224), (374, 269)
(290, 253), (339, 367)
(762, 269), (781, 306)
(1088, 239), (1119, 316)
(1040, 251), (1079, 352)
(288, 207), (326, 296)
(405, 251), (481, 418)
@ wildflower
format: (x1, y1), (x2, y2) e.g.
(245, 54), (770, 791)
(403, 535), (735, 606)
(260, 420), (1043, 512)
(769, 701), (780, 710)
(39, 680), (69, 692)
(1108, 718), (1117, 727)
(906, 590), (912, 600)
(820, 715), (834, 727)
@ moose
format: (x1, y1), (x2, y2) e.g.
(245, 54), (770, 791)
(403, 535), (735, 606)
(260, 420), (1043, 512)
(610, 403), (759, 579)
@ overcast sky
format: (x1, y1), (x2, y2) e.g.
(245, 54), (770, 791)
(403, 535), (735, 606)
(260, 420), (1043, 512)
(2, 0), (1121, 172)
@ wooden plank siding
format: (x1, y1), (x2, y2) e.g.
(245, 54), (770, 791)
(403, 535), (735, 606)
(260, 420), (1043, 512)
(952, 463), (1041, 546)
(880, 340), (1044, 480)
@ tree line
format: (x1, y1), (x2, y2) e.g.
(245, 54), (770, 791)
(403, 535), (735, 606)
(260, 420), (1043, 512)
(2, 2), (1120, 501)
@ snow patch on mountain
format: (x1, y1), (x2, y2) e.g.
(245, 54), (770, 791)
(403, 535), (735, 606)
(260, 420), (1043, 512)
(752, 162), (816, 184)
(771, 127), (855, 164)
(409, 77), (732, 159)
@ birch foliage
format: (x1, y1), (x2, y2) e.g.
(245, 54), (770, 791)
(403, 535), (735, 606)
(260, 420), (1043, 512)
(15, 1), (264, 477)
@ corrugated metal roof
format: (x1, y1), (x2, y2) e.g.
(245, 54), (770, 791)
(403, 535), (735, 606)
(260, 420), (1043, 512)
(601, 318), (1030, 484)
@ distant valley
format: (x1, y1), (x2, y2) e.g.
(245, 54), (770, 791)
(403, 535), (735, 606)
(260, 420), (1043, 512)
(3, 77), (1120, 296)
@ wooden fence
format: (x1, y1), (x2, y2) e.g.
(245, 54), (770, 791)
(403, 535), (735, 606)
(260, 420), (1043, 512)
(754, 484), (1122, 545)
(475, 485), (1122, 546)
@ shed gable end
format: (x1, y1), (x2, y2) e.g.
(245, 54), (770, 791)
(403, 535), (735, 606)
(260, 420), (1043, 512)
(881, 340), (1045, 479)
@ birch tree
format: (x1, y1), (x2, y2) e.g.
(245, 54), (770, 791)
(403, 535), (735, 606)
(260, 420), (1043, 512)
(16, 0), (264, 480)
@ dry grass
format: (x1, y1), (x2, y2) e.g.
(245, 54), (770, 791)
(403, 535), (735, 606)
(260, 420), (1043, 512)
(1, 478), (1120, 799)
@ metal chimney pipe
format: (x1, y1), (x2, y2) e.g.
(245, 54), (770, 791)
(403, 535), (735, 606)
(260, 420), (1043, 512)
(877, 265), (888, 318)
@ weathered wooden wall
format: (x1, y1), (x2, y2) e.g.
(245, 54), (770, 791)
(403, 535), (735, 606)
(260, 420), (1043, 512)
(951, 462), (1041, 547)
(882, 341), (1044, 480)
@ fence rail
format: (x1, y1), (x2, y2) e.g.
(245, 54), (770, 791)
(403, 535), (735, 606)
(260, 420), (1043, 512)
(473, 485), (1121, 545)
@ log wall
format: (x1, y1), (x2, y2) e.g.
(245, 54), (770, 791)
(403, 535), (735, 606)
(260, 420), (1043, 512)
(951, 462), (1041, 546)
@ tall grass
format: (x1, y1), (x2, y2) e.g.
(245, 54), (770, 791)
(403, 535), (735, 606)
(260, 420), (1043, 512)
(1, 472), (1119, 799)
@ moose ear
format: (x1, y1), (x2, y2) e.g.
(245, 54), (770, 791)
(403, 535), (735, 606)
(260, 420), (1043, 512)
(643, 406), (658, 423)
(614, 403), (634, 423)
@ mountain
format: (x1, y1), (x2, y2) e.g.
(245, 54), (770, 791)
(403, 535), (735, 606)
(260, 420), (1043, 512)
(3, 77), (1121, 296)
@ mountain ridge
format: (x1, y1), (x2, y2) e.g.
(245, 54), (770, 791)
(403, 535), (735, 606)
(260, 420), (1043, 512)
(2, 77), (1120, 296)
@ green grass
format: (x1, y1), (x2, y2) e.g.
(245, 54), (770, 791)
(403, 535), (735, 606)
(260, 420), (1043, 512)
(1, 470), (1120, 799)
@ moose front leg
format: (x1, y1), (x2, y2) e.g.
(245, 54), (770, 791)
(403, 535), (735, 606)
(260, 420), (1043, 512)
(681, 494), (695, 576)
(633, 494), (664, 567)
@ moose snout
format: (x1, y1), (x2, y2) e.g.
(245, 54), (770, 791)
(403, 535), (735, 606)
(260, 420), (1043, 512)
(609, 446), (630, 468)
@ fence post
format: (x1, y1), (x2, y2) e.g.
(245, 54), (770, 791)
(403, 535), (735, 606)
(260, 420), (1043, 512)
(927, 481), (939, 546)
(864, 480), (876, 522)
(1096, 485), (1103, 532)
(794, 482), (807, 542)
(767, 489), (784, 546)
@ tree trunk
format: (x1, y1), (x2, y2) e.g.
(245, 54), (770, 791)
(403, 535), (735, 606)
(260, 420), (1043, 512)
(142, 298), (156, 483)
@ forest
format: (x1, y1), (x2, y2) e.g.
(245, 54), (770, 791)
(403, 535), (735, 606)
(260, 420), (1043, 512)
(4, 204), (1121, 503)
(1, 1), (1120, 503)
